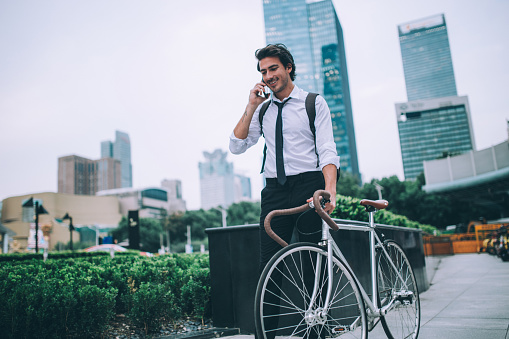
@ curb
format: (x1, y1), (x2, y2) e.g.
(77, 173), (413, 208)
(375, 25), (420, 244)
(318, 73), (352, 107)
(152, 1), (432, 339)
(156, 328), (241, 339)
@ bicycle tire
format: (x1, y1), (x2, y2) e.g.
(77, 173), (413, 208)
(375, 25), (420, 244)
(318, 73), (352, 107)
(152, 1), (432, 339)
(376, 240), (421, 339)
(254, 242), (367, 339)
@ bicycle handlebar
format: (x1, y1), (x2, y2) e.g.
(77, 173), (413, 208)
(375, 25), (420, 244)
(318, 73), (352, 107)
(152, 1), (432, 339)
(313, 189), (339, 232)
(264, 190), (338, 248)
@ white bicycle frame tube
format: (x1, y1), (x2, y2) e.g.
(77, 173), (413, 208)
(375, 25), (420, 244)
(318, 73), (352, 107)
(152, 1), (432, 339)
(312, 211), (411, 319)
(307, 220), (334, 315)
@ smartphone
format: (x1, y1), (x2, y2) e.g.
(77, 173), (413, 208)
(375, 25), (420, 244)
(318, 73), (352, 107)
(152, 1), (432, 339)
(259, 79), (270, 98)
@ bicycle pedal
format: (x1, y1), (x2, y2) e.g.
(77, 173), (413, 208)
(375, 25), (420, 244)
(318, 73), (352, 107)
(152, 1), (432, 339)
(332, 325), (350, 333)
(395, 291), (414, 305)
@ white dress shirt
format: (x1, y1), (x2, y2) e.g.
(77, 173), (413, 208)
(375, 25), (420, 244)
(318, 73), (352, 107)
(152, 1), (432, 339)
(229, 85), (340, 178)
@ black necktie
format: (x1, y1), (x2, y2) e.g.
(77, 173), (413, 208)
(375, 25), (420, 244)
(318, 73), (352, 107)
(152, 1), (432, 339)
(274, 98), (291, 185)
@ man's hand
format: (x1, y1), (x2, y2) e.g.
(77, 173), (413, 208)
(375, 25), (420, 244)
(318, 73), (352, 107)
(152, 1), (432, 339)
(234, 82), (270, 140)
(249, 81), (269, 107)
(306, 191), (336, 215)
(323, 195), (336, 214)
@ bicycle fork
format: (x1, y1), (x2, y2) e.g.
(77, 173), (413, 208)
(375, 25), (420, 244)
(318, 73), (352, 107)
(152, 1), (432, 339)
(304, 219), (338, 329)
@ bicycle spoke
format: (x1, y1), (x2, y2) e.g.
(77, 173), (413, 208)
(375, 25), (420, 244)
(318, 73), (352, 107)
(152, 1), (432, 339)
(255, 243), (367, 339)
(377, 241), (420, 339)
(266, 274), (304, 314)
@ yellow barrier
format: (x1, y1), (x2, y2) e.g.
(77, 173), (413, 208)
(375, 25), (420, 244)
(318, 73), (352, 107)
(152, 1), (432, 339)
(424, 224), (506, 255)
(452, 240), (478, 254)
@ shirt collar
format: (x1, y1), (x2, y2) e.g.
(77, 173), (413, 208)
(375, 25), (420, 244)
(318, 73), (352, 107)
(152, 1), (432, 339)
(271, 85), (304, 104)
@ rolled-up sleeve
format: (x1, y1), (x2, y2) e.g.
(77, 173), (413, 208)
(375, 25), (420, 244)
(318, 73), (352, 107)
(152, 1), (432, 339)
(314, 95), (340, 170)
(229, 105), (263, 155)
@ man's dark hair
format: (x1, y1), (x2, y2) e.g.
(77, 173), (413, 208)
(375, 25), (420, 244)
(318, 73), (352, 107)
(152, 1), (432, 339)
(255, 44), (296, 81)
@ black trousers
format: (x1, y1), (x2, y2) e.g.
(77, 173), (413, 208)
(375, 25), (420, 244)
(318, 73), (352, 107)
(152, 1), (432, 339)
(257, 171), (326, 339)
(259, 171), (325, 272)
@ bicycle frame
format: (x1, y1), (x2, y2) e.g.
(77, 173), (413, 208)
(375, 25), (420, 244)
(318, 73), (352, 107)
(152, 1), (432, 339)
(308, 211), (412, 323)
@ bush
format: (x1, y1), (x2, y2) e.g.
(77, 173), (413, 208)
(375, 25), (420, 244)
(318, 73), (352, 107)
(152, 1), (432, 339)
(124, 281), (176, 334)
(181, 261), (211, 322)
(0, 253), (211, 337)
(0, 269), (116, 338)
(332, 195), (437, 233)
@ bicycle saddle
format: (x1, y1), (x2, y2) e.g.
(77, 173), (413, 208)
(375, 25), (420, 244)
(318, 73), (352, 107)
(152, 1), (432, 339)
(360, 199), (389, 210)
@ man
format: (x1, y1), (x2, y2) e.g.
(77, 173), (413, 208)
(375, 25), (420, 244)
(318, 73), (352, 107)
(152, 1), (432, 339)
(229, 43), (339, 271)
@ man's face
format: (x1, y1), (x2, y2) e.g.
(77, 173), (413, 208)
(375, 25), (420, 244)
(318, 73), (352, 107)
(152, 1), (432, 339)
(259, 56), (292, 95)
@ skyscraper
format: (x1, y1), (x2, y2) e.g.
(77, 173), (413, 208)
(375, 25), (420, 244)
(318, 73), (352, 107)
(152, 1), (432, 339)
(101, 141), (113, 159)
(58, 155), (121, 195)
(161, 179), (187, 213)
(199, 149), (235, 210)
(101, 131), (132, 188)
(395, 96), (475, 179)
(398, 14), (457, 101)
(234, 174), (252, 202)
(96, 158), (122, 192)
(58, 155), (97, 195)
(396, 14), (475, 180)
(262, 0), (359, 177)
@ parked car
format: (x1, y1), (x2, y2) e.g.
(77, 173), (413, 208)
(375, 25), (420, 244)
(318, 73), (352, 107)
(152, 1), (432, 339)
(84, 244), (153, 257)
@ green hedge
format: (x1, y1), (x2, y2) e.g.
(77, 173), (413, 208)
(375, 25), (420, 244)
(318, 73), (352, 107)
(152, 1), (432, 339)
(332, 195), (437, 234)
(0, 250), (148, 262)
(0, 253), (211, 338)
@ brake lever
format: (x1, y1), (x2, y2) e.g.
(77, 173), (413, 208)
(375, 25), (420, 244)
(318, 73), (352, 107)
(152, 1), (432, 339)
(309, 198), (330, 210)
(320, 198), (330, 209)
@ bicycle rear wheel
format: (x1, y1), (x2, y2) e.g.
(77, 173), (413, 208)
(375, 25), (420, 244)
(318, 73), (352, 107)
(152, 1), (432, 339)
(255, 242), (367, 339)
(376, 240), (420, 339)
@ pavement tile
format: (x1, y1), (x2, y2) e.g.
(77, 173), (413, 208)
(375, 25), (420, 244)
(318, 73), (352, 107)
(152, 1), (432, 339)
(219, 253), (509, 339)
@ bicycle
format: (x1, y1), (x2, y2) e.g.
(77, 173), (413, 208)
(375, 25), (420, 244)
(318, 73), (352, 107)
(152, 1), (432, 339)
(254, 190), (420, 339)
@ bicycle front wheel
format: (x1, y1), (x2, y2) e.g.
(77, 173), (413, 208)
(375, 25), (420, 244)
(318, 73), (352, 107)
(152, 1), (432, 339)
(377, 240), (420, 339)
(255, 242), (367, 339)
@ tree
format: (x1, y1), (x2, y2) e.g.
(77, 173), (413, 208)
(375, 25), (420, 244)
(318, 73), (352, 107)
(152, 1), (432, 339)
(166, 210), (218, 245)
(334, 172), (499, 229)
(336, 171), (362, 198)
(112, 217), (165, 253)
(227, 201), (261, 226)
(164, 201), (261, 245)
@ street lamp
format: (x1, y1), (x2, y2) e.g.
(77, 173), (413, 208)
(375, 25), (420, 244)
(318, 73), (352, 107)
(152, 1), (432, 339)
(213, 206), (227, 227)
(22, 197), (49, 253)
(373, 183), (384, 200)
(62, 213), (75, 251)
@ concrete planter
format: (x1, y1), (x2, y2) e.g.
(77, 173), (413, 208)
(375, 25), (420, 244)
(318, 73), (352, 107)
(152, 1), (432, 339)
(206, 220), (428, 334)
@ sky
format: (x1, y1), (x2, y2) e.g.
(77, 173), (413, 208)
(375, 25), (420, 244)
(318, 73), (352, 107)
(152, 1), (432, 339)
(1, 0), (508, 210)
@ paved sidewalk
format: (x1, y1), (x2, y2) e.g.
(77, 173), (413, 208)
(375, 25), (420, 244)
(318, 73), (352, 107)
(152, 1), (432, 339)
(222, 253), (509, 339)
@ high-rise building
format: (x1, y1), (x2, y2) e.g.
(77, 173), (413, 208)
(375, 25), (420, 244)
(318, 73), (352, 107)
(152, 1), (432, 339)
(395, 96), (475, 179)
(161, 179), (187, 213)
(396, 14), (475, 180)
(58, 155), (121, 195)
(101, 141), (113, 158)
(262, 0), (359, 177)
(58, 155), (96, 195)
(234, 174), (252, 203)
(101, 131), (132, 188)
(199, 149), (235, 210)
(398, 14), (457, 101)
(96, 158), (122, 192)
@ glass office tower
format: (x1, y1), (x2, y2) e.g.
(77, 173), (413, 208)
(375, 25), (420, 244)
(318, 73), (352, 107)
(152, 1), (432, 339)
(398, 14), (458, 101)
(199, 149), (235, 210)
(101, 130), (133, 188)
(262, 0), (359, 177)
(113, 131), (132, 188)
(396, 96), (475, 179)
(396, 14), (474, 180)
